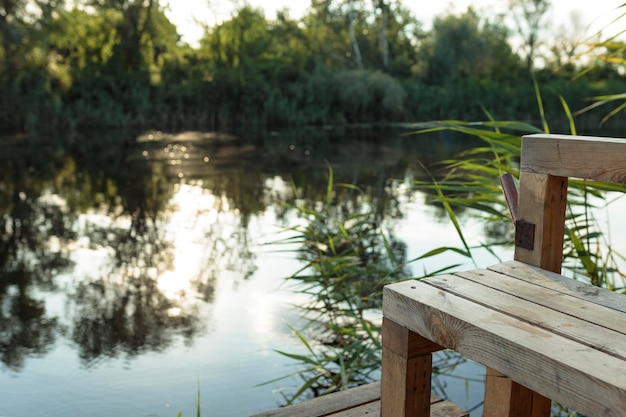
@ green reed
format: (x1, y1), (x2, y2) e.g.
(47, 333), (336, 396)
(262, 166), (477, 406)
(407, 82), (626, 293)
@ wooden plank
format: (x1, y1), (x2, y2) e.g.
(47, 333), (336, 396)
(514, 171), (568, 273)
(330, 401), (380, 417)
(521, 134), (626, 184)
(424, 273), (626, 360)
(381, 318), (442, 417)
(488, 261), (626, 314)
(429, 400), (470, 417)
(454, 267), (626, 336)
(250, 381), (465, 417)
(249, 382), (381, 417)
(324, 399), (469, 417)
(383, 317), (445, 356)
(383, 280), (626, 417)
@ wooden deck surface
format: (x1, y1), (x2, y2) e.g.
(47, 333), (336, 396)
(250, 381), (469, 417)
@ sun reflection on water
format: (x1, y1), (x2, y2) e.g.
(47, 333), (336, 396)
(156, 182), (219, 309)
(154, 180), (253, 319)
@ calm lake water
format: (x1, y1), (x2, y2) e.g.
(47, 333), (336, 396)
(1, 127), (622, 417)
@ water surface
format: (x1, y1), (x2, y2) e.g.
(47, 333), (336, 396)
(0, 127), (510, 416)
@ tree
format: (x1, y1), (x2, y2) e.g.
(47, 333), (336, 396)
(417, 8), (522, 84)
(375, 0), (389, 68)
(87, 0), (173, 72)
(0, 0), (26, 81)
(508, 0), (551, 70)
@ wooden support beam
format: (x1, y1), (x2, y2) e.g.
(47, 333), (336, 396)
(483, 369), (551, 417)
(514, 171), (568, 273)
(381, 318), (443, 417)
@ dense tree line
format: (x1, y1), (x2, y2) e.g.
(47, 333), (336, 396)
(0, 0), (624, 134)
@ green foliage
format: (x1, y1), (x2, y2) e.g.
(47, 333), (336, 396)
(267, 169), (410, 403)
(0, 1), (625, 133)
(417, 8), (524, 84)
(334, 69), (406, 122)
(408, 111), (626, 293)
(266, 166), (479, 404)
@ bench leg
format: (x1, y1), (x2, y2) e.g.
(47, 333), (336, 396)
(484, 368), (551, 417)
(381, 318), (443, 417)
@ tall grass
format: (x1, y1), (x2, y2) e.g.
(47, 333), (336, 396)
(262, 168), (481, 405)
(407, 84), (626, 293)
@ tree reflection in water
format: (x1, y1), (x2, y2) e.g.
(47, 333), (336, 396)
(0, 154), (77, 370)
(0, 132), (261, 370)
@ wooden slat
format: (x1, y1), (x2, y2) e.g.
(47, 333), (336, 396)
(383, 280), (626, 417)
(521, 134), (626, 184)
(330, 399), (469, 417)
(489, 261), (626, 314)
(249, 382), (381, 417)
(328, 401), (380, 417)
(454, 267), (626, 335)
(250, 381), (467, 417)
(423, 273), (626, 360)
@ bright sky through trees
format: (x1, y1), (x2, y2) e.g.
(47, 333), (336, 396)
(166, 0), (624, 47)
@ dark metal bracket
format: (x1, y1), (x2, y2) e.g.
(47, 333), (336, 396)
(515, 220), (535, 250)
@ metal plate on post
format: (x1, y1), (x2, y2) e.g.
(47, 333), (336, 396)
(515, 220), (535, 250)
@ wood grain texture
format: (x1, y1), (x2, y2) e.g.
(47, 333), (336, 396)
(483, 369), (550, 417)
(441, 269), (626, 346)
(250, 381), (468, 417)
(521, 134), (626, 183)
(514, 171), (568, 272)
(383, 317), (444, 357)
(383, 280), (626, 417)
(315, 397), (469, 417)
(488, 261), (626, 314)
(249, 382), (381, 417)
(381, 318), (441, 417)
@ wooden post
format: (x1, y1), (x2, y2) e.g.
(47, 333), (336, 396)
(380, 318), (443, 417)
(484, 170), (568, 417)
(514, 172), (568, 273)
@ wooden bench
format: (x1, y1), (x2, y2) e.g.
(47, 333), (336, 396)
(381, 134), (626, 417)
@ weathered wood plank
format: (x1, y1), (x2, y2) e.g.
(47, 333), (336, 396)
(319, 398), (469, 417)
(488, 261), (626, 314)
(383, 280), (626, 417)
(249, 381), (467, 417)
(453, 267), (626, 336)
(424, 272), (626, 360)
(521, 134), (626, 184)
(249, 382), (381, 417)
